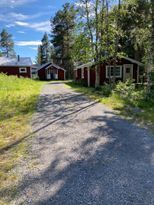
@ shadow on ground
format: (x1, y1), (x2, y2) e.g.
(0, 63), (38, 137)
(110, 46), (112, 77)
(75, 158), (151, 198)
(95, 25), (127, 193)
(10, 88), (154, 205)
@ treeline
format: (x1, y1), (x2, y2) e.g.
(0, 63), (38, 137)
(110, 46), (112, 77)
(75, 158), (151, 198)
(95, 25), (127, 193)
(37, 0), (154, 81)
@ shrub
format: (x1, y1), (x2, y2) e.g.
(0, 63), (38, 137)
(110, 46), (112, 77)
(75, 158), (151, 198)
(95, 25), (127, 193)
(101, 84), (112, 97)
(115, 79), (135, 100)
(114, 79), (146, 106)
(76, 79), (87, 86)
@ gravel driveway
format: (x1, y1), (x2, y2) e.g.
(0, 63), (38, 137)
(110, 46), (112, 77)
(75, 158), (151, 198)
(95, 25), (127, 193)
(13, 82), (154, 205)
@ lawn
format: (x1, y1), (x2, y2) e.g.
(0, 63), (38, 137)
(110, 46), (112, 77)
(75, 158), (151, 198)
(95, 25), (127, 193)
(65, 81), (154, 132)
(0, 74), (44, 204)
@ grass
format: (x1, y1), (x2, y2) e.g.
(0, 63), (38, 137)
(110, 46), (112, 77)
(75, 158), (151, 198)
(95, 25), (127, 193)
(65, 81), (154, 131)
(0, 74), (44, 204)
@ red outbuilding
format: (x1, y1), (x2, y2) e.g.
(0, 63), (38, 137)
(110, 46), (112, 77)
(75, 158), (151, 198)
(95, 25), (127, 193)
(38, 63), (65, 80)
(74, 56), (144, 87)
(0, 56), (32, 78)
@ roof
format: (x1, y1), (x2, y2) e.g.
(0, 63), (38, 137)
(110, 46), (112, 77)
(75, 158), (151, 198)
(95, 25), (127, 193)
(122, 56), (144, 66)
(75, 62), (95, 70)
(38, 63), (65, 71)
(75, 56), (144, 70)
(0, 56), (32, 66)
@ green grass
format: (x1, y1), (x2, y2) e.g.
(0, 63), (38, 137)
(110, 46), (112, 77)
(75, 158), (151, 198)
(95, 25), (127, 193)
(0, 74), (44, 204)
(65, 81), (154, 131)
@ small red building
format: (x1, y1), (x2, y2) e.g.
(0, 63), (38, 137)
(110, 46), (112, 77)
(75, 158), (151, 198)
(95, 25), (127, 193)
(74, 56), (144, 86)
(0, 56), (32, 78)
(38, 63), (65, 80)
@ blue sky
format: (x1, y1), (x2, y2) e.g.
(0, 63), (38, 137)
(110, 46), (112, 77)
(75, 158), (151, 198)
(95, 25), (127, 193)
(0, 0), (74, 62)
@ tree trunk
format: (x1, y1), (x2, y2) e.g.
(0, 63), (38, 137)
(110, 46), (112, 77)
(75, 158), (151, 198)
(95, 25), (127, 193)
(151, 0), (154, 67)
(95, 65), (100, 88)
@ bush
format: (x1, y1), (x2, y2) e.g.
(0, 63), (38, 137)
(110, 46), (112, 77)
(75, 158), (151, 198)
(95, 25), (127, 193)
(101, 84), (112, 97)
(115, 79), (135, 99)
(76, 79), (87, 86)
(114, 79), (145, 106)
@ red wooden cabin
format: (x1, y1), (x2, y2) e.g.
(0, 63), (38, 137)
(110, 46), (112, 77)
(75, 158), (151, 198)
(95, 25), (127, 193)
(0, 56), (32, 78)
(38, 63), (65, 80)
(74, 56), (144, 86)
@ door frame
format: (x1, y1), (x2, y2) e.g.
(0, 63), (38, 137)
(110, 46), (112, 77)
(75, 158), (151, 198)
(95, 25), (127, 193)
(123, 64), (133, 81)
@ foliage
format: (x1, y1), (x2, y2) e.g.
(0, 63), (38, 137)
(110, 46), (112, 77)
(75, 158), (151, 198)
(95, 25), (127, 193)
(72, 32), (92, 63)
(0, 74), (44, 203)
(115, 0), (152, 64)
(0, 29), (15, 57)
(101, 84), (112, 97)
(114, 79), (146, 106)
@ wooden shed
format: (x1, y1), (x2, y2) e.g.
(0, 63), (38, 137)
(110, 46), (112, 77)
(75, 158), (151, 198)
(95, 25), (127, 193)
(38, 63), (65, 81)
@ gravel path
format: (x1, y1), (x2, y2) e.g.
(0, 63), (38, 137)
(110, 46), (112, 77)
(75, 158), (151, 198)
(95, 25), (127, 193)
(13, 82), (154, 205)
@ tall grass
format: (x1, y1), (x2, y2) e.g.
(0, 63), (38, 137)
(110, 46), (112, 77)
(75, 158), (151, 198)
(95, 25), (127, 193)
(0, 74), (44, 204)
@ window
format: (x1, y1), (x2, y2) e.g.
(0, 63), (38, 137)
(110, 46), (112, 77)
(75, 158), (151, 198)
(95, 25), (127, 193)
(19, 67), (27, 73)
(106, 66), (122, 78)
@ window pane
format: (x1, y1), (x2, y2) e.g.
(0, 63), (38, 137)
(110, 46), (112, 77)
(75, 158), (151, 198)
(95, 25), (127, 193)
(110, 67), (114, 76)
(115, 67), (120, 76)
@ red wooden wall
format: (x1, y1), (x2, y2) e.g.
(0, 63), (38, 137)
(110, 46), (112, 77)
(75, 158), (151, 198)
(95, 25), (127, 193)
(0, 66), (31, 78)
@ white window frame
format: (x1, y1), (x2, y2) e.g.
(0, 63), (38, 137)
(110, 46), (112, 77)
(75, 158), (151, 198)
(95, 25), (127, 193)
(81, 68), (84, 79)
(106, 65), (122, 78)
(19, 67), (27, 73)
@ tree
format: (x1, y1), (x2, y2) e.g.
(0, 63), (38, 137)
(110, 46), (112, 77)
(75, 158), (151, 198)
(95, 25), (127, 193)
(0, 29), (15, 57)
(36, 33), (51, 65)
(41, 33), (50, 64)
(76, 0), (115, 87)
(151, 0), (154, 68)
(115, 0), (151, 62)
(36, 45), (42, 64)
(51, 3), (76, 79)
(72, 32), (92, 64)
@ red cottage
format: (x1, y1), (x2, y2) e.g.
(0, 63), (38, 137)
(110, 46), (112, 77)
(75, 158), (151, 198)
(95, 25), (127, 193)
(74, 56), (144, 87)
(38, 63), (65, 80)
(0, 56), (32, 78)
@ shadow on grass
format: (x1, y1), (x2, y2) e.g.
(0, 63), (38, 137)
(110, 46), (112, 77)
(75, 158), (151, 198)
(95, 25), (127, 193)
(0, 92), (98, 154)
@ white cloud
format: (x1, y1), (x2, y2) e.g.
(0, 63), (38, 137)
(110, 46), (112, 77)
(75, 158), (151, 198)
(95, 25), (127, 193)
(0, 0), (37, 8)
(15, 20), (50, 32)
(15, 41), (41, 46)
(17, 30), (26, 34)
(0, 11), (50, 23)
(15, 21), (29, 26)
(6, 23), (15, 28)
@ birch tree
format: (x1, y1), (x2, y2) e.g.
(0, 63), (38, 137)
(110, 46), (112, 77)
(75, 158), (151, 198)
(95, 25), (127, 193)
(76, 0), (116, 87)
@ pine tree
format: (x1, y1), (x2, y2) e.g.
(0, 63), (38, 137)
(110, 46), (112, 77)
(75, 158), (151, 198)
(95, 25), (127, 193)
(41, 33), (50, 64)
(0, 29), (15, 57)
(36, 33), (51, 65)
(36, 45), (42, 64)
(51, 3), (76, 79)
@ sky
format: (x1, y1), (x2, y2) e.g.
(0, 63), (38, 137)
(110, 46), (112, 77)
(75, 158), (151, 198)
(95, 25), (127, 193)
(0, 0), (74, 62)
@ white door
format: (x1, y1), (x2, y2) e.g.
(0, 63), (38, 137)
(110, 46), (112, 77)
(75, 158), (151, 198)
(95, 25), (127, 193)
(123, 64), (133, 81)
(46, 69), (51, 80)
